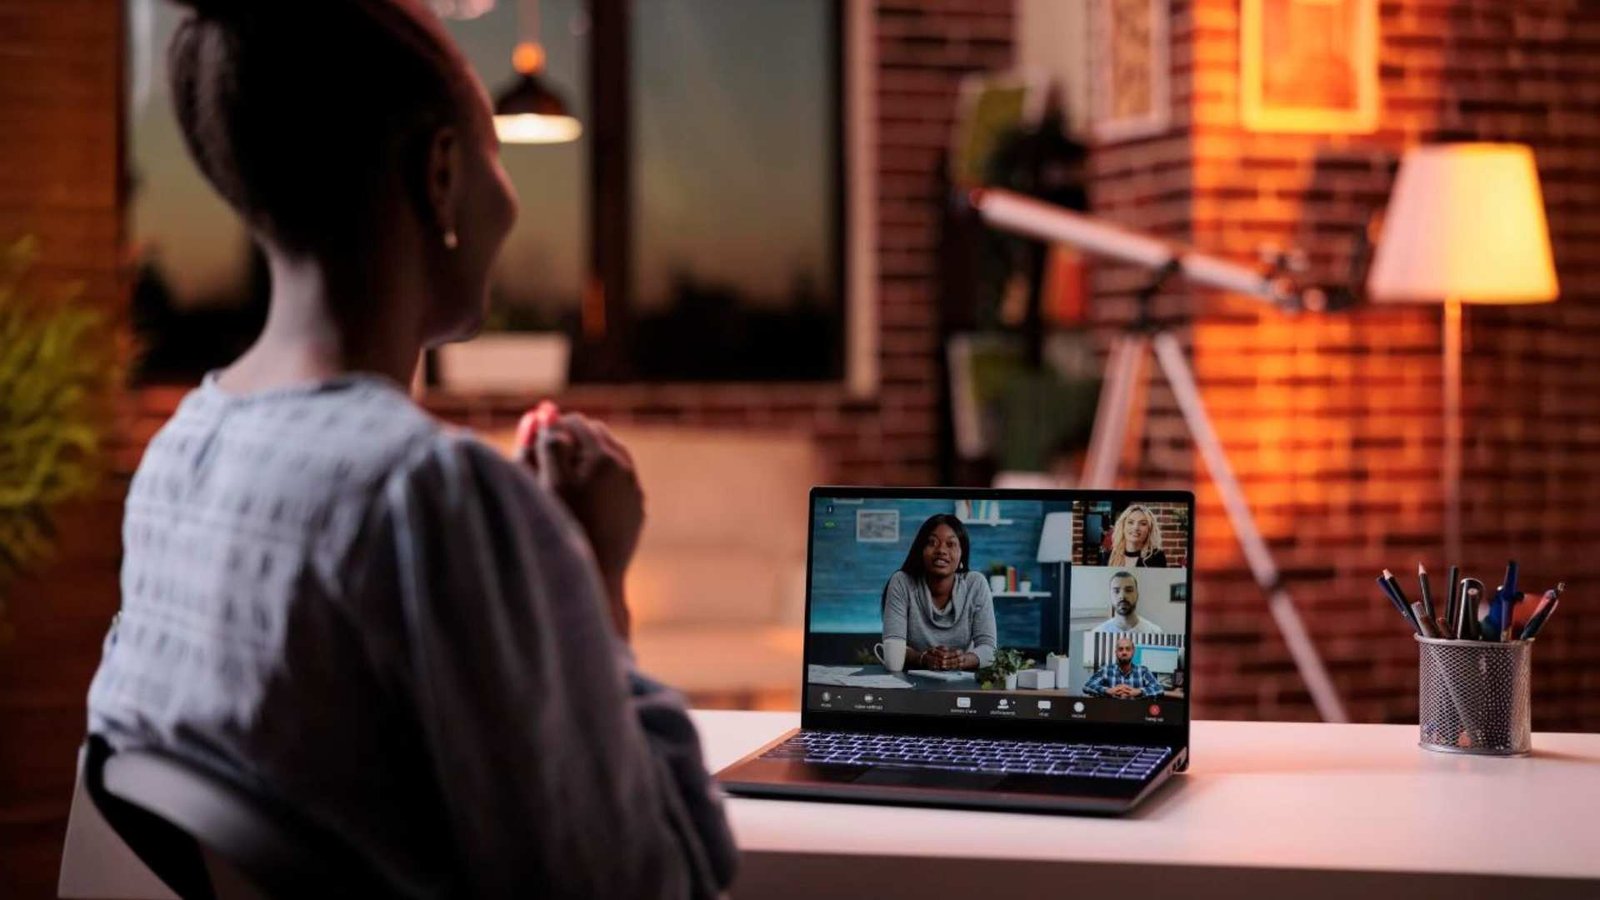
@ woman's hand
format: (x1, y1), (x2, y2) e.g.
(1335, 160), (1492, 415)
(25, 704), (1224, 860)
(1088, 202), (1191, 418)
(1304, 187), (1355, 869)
(519, 405), (644, 636)
(923, 646), (965, 671)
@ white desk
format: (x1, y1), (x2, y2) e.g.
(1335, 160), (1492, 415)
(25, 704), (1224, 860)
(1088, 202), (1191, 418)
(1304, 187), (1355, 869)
(60, 713), (1600, 898)
(702, 711), (1600, 899)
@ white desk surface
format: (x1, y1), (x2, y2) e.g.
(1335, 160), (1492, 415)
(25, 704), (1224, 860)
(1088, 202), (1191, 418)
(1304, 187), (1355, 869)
(60, 712), (1600, 898)
(697, 711), (1600, 897)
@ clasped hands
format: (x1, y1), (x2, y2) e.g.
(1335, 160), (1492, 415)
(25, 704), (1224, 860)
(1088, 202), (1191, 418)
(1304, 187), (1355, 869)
(517, 401), (643, 637)
(1106, 684), (1144, 699)
(917, 646), (968, 671)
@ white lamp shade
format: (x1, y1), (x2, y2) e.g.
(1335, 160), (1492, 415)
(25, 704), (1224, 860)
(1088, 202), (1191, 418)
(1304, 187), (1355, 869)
(1367, 143), (1559, 305)
(493, 112), (583, 144)
(1037, 512), (1074, 564)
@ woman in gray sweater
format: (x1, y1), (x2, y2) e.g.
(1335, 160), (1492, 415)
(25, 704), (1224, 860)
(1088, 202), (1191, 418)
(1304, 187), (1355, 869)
(881, 515), (998, 671)
(87, 2), (733, 897)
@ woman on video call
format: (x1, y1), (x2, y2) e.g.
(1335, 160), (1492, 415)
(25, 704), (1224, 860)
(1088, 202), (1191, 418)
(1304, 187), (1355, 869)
(1106, 504), (1169, 568)
(881, 515), (998, 671)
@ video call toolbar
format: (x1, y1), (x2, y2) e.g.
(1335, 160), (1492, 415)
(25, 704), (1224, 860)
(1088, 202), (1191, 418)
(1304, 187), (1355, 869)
(807, 686), (1174, 725)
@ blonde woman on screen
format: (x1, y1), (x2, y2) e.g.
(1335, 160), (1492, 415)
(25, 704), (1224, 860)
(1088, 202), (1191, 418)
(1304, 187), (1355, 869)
(1106, 504), (1169, 568)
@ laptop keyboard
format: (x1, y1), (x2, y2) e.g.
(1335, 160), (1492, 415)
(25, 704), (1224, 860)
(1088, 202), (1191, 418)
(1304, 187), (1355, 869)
(760, 731), (1171, 781)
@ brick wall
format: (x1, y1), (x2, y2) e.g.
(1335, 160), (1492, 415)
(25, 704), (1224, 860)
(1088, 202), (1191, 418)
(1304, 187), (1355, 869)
(0, 2), (125, 896)
(1173, 0), (1600, 726)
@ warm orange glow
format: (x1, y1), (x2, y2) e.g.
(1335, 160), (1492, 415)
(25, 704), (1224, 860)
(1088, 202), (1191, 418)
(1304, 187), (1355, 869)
(512, 41), (546, 75)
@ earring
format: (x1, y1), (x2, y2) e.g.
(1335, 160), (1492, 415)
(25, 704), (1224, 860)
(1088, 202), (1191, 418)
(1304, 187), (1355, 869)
(443, 229), (459, 250)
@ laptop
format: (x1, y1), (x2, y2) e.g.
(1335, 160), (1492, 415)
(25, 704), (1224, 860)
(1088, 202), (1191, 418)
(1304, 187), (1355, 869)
(716, 487), (1193, 814)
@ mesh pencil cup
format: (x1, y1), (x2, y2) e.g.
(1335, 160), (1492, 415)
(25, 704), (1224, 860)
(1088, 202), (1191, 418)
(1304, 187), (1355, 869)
(1416, 636), (1532, 756)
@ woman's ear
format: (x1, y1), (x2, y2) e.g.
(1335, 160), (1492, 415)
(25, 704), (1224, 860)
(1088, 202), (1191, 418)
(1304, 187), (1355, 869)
(424, 125), (462, 246)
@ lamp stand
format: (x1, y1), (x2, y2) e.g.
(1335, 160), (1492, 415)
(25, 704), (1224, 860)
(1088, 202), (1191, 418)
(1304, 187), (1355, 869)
(1444, 296), (1462, 566)
(1056, 560), (1067, 651)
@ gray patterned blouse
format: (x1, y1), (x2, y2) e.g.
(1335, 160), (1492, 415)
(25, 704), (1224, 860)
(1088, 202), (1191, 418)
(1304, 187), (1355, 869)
(87, 372), (735, 898)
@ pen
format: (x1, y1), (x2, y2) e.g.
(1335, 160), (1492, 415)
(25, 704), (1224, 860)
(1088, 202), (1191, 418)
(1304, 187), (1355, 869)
(1519, 583), (1565, 640)
(1455, 579), (1483, 641)
(1418, 563), (1437, 626)
(1487, 560), (1519, 639)
(1382, 568), (1413, 609)
(1446, 565), (1460, 631)
(1411, 601), (1441, 638)
(1377, 573), (1421, 635)
(1383, 570), (1424, 633)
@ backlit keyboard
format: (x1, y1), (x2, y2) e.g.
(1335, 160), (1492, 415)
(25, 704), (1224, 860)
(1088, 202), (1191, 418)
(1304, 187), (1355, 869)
(759, 731), (1170, 781)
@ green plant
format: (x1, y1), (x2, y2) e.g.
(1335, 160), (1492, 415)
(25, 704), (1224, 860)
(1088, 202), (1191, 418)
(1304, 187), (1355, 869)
(986, 562), (1007, 577)
(0, 237), (123, 640)
(976, 647), (1035, 690)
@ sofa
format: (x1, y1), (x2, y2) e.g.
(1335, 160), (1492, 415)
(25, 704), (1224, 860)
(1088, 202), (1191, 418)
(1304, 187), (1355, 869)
(482, 423), (817, 708)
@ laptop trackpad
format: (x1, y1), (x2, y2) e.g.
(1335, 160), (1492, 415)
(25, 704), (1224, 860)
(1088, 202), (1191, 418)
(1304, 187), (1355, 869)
(853, 767), (1005, 790)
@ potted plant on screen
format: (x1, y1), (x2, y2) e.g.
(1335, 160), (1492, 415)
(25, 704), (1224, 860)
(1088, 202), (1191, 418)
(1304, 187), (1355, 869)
(977, 648), (1034, 690)
(986, 562), (1008, 594)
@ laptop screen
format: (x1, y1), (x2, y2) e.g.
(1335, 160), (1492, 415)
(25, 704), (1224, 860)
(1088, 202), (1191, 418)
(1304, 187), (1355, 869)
(805, 490), (1192, 728)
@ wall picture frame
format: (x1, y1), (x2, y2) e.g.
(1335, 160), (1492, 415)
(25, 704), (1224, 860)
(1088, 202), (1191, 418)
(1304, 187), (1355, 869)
(1090, 0), (1171, 144)
(1240, 0), (1379, 134)
(856, 509), (901, 544)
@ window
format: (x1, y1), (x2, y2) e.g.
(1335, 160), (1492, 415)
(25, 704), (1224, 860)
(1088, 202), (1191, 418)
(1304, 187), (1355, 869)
(125, 0), (852, 386)
(619, 0), (844, 382)
(461, 0), (847, 382)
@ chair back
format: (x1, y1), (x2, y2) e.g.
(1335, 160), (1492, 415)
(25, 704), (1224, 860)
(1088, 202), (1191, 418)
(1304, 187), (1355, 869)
(83, 736), (397, 899)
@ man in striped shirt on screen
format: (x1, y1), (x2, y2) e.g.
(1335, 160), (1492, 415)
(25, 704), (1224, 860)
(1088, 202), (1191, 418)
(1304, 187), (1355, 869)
(1084, 636), (1165, 700)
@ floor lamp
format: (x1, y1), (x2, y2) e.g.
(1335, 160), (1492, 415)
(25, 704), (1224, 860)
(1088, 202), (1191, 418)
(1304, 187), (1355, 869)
(1367, 144), (1559, 565)
(1037, 512), (1074, 653)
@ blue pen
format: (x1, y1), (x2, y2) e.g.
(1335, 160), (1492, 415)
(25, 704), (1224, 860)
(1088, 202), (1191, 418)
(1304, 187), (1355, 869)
(1378, 570), (1421, 634)
(1490, 560), (1519, 639)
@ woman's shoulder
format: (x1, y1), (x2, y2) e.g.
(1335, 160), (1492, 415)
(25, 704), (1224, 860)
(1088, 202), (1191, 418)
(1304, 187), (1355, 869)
(343, 429), (588, 593)
(380, 429), (553, 524)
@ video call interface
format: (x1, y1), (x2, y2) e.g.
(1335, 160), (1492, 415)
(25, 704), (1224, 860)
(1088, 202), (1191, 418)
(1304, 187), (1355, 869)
(805, 495), (1191, 726)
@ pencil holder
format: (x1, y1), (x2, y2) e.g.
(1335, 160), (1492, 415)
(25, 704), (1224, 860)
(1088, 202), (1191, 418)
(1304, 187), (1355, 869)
(1416, 636), (1532, 756)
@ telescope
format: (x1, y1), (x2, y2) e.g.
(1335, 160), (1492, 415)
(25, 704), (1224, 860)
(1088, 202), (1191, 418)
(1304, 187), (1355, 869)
(969, 187), (1354, 724)
(970, 187), (1360, 316)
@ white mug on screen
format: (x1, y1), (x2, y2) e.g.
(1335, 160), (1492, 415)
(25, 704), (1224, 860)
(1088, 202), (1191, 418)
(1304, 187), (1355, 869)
(874, 638), (907, 673)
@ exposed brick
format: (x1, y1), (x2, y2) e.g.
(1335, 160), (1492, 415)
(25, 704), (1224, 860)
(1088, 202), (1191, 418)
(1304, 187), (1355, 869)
(1165, 0), (1600, 727)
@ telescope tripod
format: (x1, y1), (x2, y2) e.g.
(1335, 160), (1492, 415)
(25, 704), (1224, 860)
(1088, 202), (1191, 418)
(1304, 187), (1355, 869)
(1082, 269), (1350, 723)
